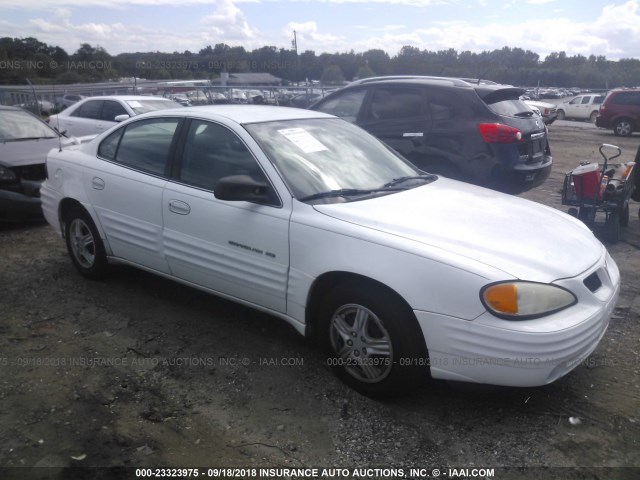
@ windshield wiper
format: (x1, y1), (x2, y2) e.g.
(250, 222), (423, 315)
(299, 187), (404, 203)
(382, 174), (437, 188)
(2, 136), (58, 142)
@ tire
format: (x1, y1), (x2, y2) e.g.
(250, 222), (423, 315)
(556, 109), (565, 120)
(604, 211), (620, 243)
(620, 203), (629, 227)
(589, 111), (598, 124)
(578, 207), (595, 225)
(613, 119), (633, 137)
(567, 207), (578, 218)
(64, 208), (108, 279)
(318, 282), (428, 397)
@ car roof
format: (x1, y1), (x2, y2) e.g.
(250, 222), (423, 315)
(139, 105), (335, 125)
(78, 95), (173, 101)
(0, 105), (23, 111)
(339, 75), (525, 98)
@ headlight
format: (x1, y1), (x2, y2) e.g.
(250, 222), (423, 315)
(480, 281), (577, 320)
(0, 165), (17, 184)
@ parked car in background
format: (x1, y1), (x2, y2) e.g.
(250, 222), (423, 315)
(523, 99), (558, 125)
(19, 99), (57, 116)
(168, 94), (191, 106)
(556, 94), (604, 123)
(47, 95), (182, 137)
(310, 76), (552, 193)
(0, 106), (88, 221)
(41, 105), (619, 396)
(596, 88), (640, 136)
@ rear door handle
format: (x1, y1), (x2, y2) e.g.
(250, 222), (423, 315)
(168, 199), (191, 215)
(92, 177), (105, 190)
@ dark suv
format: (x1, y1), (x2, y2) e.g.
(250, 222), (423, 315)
(595, 88), (640, 136)
(309, 76), (552, 193)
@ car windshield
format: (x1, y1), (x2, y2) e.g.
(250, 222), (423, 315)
(0, 110), (59, 142)
(245, 118), (427, 202)
(126, 99), (182, 115)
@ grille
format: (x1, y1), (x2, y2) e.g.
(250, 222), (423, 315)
(11, 164), (46, 181)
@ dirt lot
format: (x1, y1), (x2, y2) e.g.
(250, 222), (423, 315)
(1, 122), (639, 480)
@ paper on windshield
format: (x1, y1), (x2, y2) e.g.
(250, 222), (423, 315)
(127, 101), (143, 108)
(278, 128), (328, 153)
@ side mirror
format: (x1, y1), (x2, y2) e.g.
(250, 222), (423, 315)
(214, 175), (274, 204)
(114, 114), (130, 122)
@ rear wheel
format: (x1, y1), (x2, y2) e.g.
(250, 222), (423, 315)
(589, 111), (598, 123)
(318, 282), (428, 397)
(64, 208), (108, 279)
(578, 207), (595, 226)
(556, 109), (565, 120)
(613, 119), (633, 137)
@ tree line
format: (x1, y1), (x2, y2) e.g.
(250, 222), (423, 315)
(1, 36), (639, 89)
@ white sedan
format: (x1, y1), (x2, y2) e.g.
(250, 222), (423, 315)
(47, 95), (181, 137)
(41, 105), (620, 396)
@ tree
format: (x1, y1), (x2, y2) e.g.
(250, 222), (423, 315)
(320, 65), (345, 85)
(355, 64), (375, 79)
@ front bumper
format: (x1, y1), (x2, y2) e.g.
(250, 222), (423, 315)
(0, 180), (43, 221)
(416, 251), (620, 387)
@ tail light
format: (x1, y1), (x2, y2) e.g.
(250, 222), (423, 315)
(478, 123), (523, 143)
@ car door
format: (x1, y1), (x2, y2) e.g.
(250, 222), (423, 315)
(85, 117), (182, 273)
(566, 96), (584, 119)
(358, 86), (430, 162)
(162, 119), (290, 312)
(60, 99), (105, 136)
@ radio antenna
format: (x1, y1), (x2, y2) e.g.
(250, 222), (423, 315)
(52, 82), (63, 151)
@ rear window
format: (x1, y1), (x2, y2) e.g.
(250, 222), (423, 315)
(611, 91), (640, 106)
(486, 98), (532, 117)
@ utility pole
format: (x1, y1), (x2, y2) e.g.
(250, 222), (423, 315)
(291, 30), (298, 55)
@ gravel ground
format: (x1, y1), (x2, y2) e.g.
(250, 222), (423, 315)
(1, 122), (639, 480)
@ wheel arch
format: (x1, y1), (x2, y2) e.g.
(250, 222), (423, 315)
(58, 199), (109, 253)
(305, 271), (424, 347)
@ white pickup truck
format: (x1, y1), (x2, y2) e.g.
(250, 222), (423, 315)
(556, 94), (605, 123)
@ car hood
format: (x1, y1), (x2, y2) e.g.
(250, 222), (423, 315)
(0, 135), (95, 167)
(0, 137), (62, 167)
(313, 178), (603, 282)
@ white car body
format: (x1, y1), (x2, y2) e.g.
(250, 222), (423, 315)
(48, 95), (180, 137)
(557, 94), (605, 122)
(40, 105), (619, 393)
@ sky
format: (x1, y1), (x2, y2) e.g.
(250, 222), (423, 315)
(1, 0), (640, 60)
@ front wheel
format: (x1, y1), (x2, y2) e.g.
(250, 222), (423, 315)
(319, 282), (428, 397)
(64, 208), (108, 279)
(556, 109), (565, 120)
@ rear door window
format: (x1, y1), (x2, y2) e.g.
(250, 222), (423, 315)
(366, 87), (424, 120)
